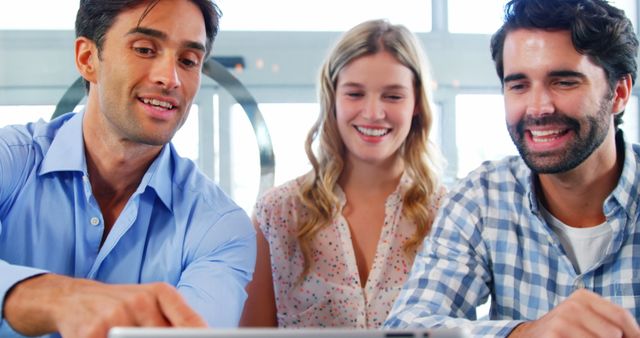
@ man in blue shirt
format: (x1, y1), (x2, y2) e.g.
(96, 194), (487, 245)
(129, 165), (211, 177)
(386, 0), (640, 337)
(0, 1), (256, 337)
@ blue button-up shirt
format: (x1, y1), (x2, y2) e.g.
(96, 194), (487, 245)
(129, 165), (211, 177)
(0, 112), (256, 337)
(385, 133), (640, 337)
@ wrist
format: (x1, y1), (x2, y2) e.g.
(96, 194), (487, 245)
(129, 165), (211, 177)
(4, 273), (64, 335)
(508, 321), (532, 338)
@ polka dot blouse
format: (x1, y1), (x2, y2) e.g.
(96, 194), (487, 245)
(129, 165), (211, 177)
(253, 175), (443, 328)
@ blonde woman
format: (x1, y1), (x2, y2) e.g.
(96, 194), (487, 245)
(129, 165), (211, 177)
(240, 19), (443, 328)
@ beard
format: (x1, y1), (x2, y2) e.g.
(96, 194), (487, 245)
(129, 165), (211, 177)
(507, 97), (612, 174)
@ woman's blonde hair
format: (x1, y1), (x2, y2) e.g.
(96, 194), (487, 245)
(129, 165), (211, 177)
(297, 19), (442, 280)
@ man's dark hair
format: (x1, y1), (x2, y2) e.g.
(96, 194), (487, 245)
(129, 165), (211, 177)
(75, 0), (221, 91)
(490, 0), (638, 128)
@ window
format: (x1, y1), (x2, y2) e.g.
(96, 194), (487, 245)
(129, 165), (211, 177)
(0, 2), (78, 30)
(448, 0), (504, 34)
(230, 103), (319, 213)
(621, 96), (639, 144)
(0, 0), (432, 32)
(217, 0), (431, 32)
(0, 105), (56, 125)
(455, 94), (517, 178)
(448, 0), (636, 34)
(173, 105), (200, 161)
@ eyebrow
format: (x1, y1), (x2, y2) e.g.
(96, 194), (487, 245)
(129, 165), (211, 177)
(503, 73), (526, 83)
(126, 27), (206, 53)
(339, 82), (410, 90)
(504, 70), (587, 83)
(548, 70), (587, 79)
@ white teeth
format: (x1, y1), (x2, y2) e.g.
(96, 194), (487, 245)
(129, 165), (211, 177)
(356, 126), (390, 137)
(142, 98), (174, 109)
(530, 130), (560, 137)
(530, 129), (561, 143)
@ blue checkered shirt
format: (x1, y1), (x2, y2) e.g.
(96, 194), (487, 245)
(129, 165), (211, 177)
(385, 136), (640, 337)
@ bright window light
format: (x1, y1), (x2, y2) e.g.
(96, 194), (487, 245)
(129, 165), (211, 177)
(0, 1), (431, 32)
(218, 0), (431, 32)
(173, 105), (200, 162)
(0, 106), (54, 126)
(621, 96), (639, 144)
(230, 103), (319, 214)
(448, 0), (504, 34)
(455, 94), (517, 178)
(0, 2), (78, 30)
(448, 0), (636, 34)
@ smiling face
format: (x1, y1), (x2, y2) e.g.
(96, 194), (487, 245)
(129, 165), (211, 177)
(80, 0), (207, 147)
(502, 29), (620, 174)
(335, 50), (416, 168)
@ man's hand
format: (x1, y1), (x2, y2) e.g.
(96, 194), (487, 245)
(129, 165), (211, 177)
(508, 289), (640, 338)
(3, 274), (206, 338)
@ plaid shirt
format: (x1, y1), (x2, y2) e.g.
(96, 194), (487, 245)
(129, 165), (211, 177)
(385, 134), (640, 337)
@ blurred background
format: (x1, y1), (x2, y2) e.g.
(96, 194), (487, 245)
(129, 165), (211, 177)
(0, 0), (637, 214)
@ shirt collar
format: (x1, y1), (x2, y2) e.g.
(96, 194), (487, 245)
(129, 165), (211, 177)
(605, 130), (637, 219)
(143, 144), (173, 211)
(39, 111), (174, 211)
(39, 112), (86, 175)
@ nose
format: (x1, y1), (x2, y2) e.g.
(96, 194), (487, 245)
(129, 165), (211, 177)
(525, 85), (554, 117)
(151, 54), (181, 90)
(361, 96), (385, 120)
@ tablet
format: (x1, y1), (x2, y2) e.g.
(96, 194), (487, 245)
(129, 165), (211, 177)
(108, 327), (470, 338)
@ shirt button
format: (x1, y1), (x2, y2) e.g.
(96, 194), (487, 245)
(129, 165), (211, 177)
(574, 278), (585, 289)
(90, 217), (100, 226)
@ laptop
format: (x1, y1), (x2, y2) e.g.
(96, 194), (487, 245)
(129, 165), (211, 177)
(108, 327), (470, 338)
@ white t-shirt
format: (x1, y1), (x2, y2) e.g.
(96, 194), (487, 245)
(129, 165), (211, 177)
(539, 204), (612, 274)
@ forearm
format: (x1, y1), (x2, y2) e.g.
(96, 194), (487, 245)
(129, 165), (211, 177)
(3, 273), (66, 336)
(0, 260), (49, 334)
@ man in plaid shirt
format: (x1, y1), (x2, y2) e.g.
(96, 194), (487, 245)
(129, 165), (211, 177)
(385, 0), (640, 337)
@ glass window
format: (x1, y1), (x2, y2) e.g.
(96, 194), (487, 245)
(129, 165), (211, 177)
(621, 96), (639, 144)
(0, 1), (431, 32)
(217, 0), (431, 32)
(448, 0), (504, 34)
(0, 2), (78, 30)
(173, 105), (200, 161)
(0, 105), (55, 126)
(455, 94), (517, 178)
(230, 103), (319, 214)
(448, 0), (636, 34)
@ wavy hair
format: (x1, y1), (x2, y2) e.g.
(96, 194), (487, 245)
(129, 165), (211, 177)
(296, 19), (442, 280)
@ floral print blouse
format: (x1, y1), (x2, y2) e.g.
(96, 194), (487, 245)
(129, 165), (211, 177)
(253, 175), (442, 328)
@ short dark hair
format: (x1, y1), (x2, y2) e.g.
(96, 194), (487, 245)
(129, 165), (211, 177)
(75, 0), (221, 91)
(490, 0), (638, 128)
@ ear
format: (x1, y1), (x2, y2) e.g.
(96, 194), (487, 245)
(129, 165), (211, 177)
(75, 36), (98, 85)
(611, 74), (633, 115)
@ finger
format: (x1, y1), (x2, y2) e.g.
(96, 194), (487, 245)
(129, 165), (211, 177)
(152, 283), (207, 327)
(123, 289), (172, 327)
